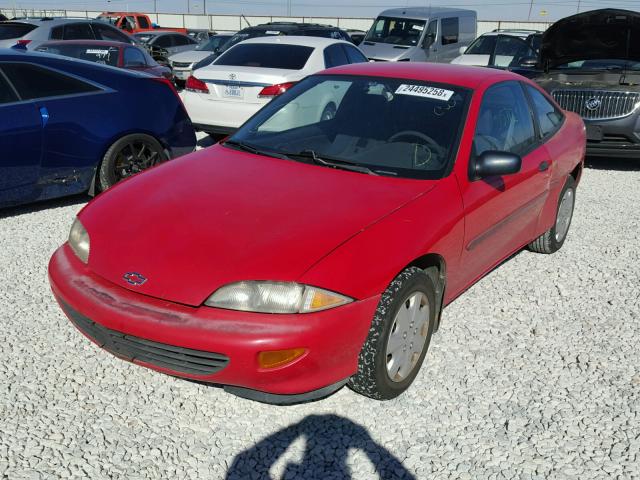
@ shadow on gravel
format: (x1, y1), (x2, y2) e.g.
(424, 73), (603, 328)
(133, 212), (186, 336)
(0, 193), (89, 220)
(585, 156), (640, 171)
(226, 414), (415, 480)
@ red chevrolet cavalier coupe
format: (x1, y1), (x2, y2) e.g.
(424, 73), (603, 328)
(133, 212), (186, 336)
(49, 63), (585, 404)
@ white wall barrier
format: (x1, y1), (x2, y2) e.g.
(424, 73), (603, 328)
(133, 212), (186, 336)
(0, 8), (553, 34)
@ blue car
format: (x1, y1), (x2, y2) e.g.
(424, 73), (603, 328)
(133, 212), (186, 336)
(0, 48), (196, 208)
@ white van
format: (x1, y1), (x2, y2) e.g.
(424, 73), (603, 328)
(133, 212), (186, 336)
(360, 7), (477, 63)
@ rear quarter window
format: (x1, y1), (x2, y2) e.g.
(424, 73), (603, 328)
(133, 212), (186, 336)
(1, 63), (100, 100)
(215, 44), (314, 70)
(0, 71), (19, 104)
(0, 23), (37, 40)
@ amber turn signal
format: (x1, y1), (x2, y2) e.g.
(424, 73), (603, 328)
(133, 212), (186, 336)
(258, 348), (306, 369)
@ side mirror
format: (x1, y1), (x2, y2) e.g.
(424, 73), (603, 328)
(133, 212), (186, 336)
(519, 56), (537, 68)
(459, 46), (467, 55)
(474, 151), (521, 179)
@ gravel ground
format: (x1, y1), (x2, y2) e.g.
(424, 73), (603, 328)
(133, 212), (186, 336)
(1, 156), (639, 479)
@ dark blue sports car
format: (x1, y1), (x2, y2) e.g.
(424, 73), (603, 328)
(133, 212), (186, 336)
(0, 48), (196, 208)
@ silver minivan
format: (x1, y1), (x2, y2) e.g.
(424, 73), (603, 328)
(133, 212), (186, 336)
(360, 7), (477, 63)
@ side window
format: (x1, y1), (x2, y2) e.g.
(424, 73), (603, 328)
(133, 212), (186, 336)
(93, 23), (132, 43)
(172, 35), (193, 46)
(474, 81), (536, 157)
(525, 85), (564, 137)
(154, 35), (172, 48)
(440, 17), (459, 45)
(342, 45), (367, 64)
(137, 16), (150, 29)
(423, 19), (437, 48)
(0, 71), (19, 104)
(323, 44), (349, 68)
(63, 23), (95, 40)
(50, 26), (63, 40)
(123, 47), (146, 67)
(1, 63), (99, 100)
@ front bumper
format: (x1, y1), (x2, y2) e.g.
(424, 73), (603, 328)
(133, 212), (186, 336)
(48, 245), (379, 401)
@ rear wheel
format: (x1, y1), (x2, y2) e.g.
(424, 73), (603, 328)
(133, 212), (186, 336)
(528, 175), (576, 254)
(98, 134), (167, 191)
(349, 267), (437, 400)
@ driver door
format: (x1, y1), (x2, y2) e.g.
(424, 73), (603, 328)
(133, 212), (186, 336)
(458, 81), (550, 283)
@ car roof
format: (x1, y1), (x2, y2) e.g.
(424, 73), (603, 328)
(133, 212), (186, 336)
(321, 62), (520, 90)
(135, 31), (186, 37)
(481, 30), (539, 38)
(243, 22), (340, 32)
(238, 35), (352, 47)
(39, 40), (130, 48)
(9, 18), (98, 26)
(377, 7), (475, 19)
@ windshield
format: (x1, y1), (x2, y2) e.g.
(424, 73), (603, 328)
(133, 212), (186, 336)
(465, 35), (496, 55)
(196, 35), (230, 51)
(229, 75), (470, 179)
(364, 17), (426, 46)
(554, 59), (640, 71)
(215, 44), (313, 70)
(37, 44), (120, 66)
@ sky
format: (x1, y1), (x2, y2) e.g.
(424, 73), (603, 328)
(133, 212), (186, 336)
(4, 0), (640, 22)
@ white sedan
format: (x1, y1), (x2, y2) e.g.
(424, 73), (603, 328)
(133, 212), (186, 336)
(181, 36), (368, 136)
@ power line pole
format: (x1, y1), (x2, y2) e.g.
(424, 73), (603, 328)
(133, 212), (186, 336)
(576, 0), (581, 13)
(527, 0), (534, 21)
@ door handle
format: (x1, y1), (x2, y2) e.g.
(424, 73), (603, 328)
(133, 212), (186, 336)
(538, 160), (549, 172)
(39, 106), (49, 127)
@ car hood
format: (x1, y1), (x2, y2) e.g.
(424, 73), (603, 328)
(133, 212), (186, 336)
(541, 9), (640, 69)
(81, 145), (435, 306)
(169, 50), (212, 63)
(359, 41), (414, 61)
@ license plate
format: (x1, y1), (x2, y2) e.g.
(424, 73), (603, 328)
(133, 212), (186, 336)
(176, 71), (190, 80)
(223, 85), (243, 99)
(586, 125), (603, 141)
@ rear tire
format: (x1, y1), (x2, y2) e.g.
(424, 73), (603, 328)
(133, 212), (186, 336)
(349, 267), (437, 400)
(98, 134), (167, 192)
(528, 175), (576, 254)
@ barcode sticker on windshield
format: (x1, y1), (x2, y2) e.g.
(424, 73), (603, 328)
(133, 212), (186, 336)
(395, 84), (454, 101)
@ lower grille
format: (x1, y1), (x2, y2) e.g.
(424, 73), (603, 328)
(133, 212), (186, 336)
(552, 90), (640, 120)
(63, 302), (229, 376)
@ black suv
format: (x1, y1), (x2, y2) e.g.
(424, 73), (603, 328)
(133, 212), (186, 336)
(192, 22), (354, 70)
(532, 9), (640, 158)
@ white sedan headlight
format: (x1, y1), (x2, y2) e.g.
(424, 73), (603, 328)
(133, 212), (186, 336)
(68, 218), (90, 264)
(205, 281), (352, 314)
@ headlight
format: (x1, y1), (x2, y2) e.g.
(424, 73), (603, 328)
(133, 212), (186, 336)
(205, 281), (352, 314)
(68, 218), (90, 264)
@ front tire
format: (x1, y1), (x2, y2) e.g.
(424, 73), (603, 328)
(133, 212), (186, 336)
(528, 175), (576, 254)
(98, 134), (167, 191)
(349, 267), (437, 400)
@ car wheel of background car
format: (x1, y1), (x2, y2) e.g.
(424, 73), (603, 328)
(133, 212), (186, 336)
(98, 134), (167, 191)
(320, 102), (337, 121)
(528, 175), (576, 254)
(349, 266), (437, 400)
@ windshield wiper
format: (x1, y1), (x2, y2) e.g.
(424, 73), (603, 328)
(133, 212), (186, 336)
(287, 149), (380, 176)
(223, 140), (290, 160)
